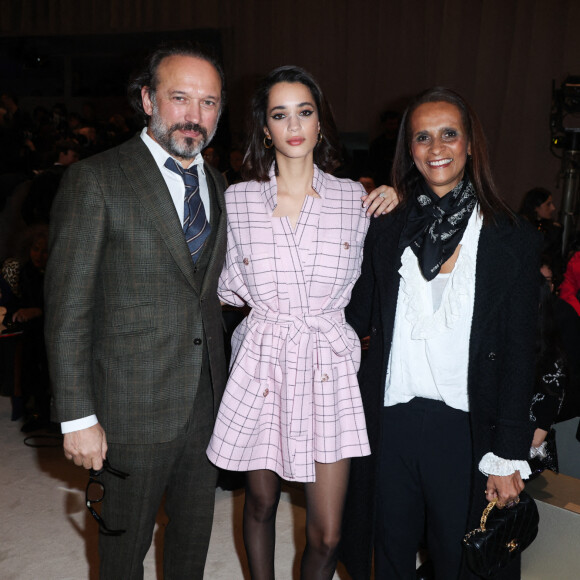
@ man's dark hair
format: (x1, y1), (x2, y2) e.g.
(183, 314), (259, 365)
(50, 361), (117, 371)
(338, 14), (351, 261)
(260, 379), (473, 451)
(242, 65), (341, 182)
(127, 41), (226, 125)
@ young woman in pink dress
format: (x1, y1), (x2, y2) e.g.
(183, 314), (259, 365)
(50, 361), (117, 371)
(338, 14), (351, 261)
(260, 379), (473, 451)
(206, 66), (396, 579)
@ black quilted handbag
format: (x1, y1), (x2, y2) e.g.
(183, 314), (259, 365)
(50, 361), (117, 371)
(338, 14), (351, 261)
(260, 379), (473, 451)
(463, 491), (539, 577)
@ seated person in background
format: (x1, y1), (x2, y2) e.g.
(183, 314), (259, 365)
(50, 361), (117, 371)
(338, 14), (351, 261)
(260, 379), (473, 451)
(528, 276), (567, 476)
(559, 238), (580, 317)
(11, 225), (52, 431)
(554, 237), (580, 424)
(222, 147), (244, 186)
(202, 145), (222, 170)
(357, 169), (377, 196)
(368, 109), (399, 186)
(21, 139), (80, 225)
(519, 187), (564, 281)
(0, 257), (20, 316)
(0, 256), (23, 420)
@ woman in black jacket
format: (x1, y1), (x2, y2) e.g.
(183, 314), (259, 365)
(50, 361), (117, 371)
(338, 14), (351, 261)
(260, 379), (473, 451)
(340, 87), (541, 579)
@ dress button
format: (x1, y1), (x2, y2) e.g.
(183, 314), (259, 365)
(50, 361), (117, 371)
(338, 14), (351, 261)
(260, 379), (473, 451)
(487, 352), (496, 360)
(243, 258), (249, 265)
(322, 373), (329, 382)
(263, 388), (269, 397)
(194, 338), (202, 345)
(343, 242), (350, 250)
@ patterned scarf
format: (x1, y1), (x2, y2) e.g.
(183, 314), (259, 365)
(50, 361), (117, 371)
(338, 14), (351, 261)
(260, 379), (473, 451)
(399, 174), (477, 281)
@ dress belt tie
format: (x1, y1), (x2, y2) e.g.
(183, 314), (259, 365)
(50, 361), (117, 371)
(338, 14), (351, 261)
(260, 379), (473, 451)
(248, 309), (353, 357)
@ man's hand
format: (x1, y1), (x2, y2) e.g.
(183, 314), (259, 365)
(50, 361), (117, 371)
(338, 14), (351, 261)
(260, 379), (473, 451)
(362, 185), (399, 217)
(485, 472), (525, 508)
(63, 423), (108, 470)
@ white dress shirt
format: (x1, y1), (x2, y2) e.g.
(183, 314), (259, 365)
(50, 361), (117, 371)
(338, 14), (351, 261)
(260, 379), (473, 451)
(140, 127), (211, 222)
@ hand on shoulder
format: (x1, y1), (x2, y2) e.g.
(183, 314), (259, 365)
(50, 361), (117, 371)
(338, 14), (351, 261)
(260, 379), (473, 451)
(362, 185), (399, 218)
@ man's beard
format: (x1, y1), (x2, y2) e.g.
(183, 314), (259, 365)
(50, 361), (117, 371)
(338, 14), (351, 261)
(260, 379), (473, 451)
(149, 103), (218, 160)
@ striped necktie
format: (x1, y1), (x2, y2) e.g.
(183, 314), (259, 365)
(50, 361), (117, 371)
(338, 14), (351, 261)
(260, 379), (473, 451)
(165, 157), (211, 263)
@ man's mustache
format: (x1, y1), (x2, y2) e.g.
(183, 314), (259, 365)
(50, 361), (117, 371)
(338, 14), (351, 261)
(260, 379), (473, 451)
(170, 123), (208, 140)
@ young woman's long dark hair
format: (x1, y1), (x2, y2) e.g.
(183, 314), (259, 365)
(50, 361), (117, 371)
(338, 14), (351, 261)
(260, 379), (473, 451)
(391, 86), (514, 224)
(242, 66), (341, 182)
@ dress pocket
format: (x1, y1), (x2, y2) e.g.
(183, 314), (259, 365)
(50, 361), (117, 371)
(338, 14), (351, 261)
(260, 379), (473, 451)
(310, 237), (364, 298)
(219, 378), (267, 447)
(237, 252), (277, 302)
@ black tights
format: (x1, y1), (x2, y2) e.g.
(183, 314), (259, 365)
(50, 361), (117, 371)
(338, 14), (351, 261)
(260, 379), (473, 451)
(243, 460), (350, 580)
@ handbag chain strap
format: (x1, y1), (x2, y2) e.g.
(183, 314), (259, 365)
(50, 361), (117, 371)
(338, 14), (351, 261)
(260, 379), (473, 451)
(464, 499), (498, 541)
(479, 499), (498, 531)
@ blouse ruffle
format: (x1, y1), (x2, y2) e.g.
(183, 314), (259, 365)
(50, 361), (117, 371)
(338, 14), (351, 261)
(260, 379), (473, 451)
(398, 209), (482, 340)
(479, 452), (532, 480)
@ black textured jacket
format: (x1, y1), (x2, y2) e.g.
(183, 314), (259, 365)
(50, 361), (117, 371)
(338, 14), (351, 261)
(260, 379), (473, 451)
(340, 203), (542, 579)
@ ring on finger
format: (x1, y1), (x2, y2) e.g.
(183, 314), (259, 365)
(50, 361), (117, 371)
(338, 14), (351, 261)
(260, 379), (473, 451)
(378, 192), (386, 199)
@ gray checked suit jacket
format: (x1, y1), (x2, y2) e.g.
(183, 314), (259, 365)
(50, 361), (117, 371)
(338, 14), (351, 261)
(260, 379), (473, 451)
(44, 135), (228, 444)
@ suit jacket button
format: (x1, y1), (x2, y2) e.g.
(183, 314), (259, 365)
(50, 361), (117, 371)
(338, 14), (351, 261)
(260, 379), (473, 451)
(487, 352), (496, 360)
(194, 338), (202, 345)
(371, 326), (377, 335)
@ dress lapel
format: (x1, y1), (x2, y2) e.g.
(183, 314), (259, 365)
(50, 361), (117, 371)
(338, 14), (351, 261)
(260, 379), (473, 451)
(295, 166), (323, 251)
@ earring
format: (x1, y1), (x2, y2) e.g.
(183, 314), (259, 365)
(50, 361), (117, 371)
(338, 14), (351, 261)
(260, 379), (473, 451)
(264, 136), (273, 149)
(317, 132), (323, 145)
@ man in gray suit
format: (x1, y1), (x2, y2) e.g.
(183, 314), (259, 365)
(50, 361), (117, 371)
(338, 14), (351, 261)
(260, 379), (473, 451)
(44, 42), (228, 579)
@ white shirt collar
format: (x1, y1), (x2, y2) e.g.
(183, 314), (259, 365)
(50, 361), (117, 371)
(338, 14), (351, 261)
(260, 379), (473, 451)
(140, 127), (206, 175)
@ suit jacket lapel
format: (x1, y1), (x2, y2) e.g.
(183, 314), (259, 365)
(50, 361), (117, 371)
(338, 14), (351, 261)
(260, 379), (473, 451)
(119, 136), (198, 290)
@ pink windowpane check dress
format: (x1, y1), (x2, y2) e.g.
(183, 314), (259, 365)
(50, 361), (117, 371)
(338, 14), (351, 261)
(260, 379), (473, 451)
(206, 165), (371, 482)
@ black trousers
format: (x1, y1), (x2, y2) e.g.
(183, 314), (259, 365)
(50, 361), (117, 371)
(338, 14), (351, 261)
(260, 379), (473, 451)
(375, 398), (473, 580)
(98, 369), (217, 580)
